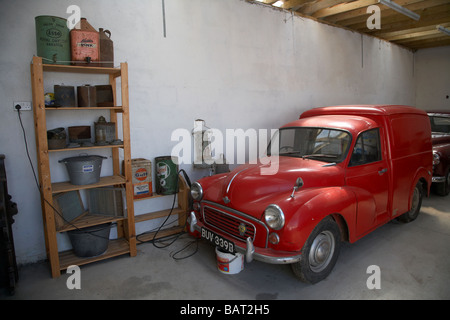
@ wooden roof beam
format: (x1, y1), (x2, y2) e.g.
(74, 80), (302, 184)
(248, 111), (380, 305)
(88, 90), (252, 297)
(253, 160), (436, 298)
(310, 0), (378, 18)
(394, 33), (449, 46)
(281, 0), (316, 11)
(299, 0), (349, 16)
(407, 37), (450, 49)
(377, 22), (450, 40)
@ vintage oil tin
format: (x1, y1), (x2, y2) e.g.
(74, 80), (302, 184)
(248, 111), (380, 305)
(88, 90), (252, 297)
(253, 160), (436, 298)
(95, 85), (114, 107)
(131, 159), (153, 199)
(70, 18), (99, 66)
(77, 85), (96, 107)
(35, 16), (71, 65)
(99, 28), (114, 68)
(155, 156), (178, 195)
(54, 85), (76, 107)
(47, 127), (66, 150)
(68, 126), (91, 144)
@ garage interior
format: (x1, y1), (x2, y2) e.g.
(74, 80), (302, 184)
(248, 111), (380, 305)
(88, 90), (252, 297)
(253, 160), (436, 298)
(1, 0), (449, 300)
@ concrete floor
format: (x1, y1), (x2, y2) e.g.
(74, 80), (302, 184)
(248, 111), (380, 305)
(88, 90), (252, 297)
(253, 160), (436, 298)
(2, 194), (449, 300)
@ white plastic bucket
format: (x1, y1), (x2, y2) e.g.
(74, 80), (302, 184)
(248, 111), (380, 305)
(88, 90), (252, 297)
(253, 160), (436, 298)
(215, 247), (244, 274)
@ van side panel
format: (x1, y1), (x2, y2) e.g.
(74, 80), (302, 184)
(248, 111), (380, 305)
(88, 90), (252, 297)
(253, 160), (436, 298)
(300, 105), (433, 217)
(388, 114), (432, 215)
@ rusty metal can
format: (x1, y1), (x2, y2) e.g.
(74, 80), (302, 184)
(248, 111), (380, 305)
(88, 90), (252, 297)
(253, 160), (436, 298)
(99, 28), (114, 68)
(54, 85), (76, 107)
(95, 85), (114, 107)
(77, 85), (96, 107)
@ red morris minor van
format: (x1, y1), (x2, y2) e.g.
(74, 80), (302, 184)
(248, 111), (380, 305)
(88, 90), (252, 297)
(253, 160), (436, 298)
(188, 105), (432, 283)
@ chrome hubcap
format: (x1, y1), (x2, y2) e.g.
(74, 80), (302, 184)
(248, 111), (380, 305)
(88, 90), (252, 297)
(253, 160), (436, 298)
(309, 230), (335, 273)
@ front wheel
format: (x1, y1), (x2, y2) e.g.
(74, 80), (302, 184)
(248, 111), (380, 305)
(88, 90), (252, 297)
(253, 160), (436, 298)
(291, 216), (341, 284)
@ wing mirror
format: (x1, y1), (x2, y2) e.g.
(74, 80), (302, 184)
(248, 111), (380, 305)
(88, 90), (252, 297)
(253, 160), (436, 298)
(290, 177), (303, 198)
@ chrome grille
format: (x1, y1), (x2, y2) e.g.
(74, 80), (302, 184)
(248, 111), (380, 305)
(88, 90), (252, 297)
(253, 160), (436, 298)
(203, 205), (255, 242)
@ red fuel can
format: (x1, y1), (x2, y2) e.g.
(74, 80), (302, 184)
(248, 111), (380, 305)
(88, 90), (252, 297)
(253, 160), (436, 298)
(70, 18), (99, 66)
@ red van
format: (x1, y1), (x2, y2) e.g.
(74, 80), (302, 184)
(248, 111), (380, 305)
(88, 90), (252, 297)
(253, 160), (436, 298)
(428, 111), (450, 196)
(188, 105), (433, 283)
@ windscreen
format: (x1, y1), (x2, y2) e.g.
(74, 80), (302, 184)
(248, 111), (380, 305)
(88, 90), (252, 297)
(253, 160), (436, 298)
(268, 127), (351, 163)
(430, 116), (450, 134)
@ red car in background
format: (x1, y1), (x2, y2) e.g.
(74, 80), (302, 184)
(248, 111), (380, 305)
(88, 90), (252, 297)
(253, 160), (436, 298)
(188, 105), (432, 284)
(429, 112), (450, 196)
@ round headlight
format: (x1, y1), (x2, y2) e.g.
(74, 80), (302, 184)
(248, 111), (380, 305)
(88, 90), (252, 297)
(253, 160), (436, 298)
(433, 152), (440, 165)
(264, 204), (285, 230)
(191, 182), (203, 201)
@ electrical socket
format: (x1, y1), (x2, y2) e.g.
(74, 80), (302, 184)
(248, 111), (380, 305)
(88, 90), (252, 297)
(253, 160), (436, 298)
(13, 101), (32, 111)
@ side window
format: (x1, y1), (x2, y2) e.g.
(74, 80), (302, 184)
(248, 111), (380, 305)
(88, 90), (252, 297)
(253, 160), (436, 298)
(349, 129), (381, 167)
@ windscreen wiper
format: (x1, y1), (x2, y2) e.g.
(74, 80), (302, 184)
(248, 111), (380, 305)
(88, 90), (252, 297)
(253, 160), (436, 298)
(301, 154), (337, 160)
(279, 151), (302, 157)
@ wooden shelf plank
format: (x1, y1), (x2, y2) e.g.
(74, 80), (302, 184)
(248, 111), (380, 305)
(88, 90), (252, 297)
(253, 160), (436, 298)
(52, 175), (126, 194)
(133, 192), (172, 202)
(136, 226), (184, 244)
(48, 144), (124, 153)
(59, 238), (130, 271)
(135, 207), (185, 223)
(57, 214), (127, 233)
(45, 106), (124, 112)
(43, 63), (121, 76)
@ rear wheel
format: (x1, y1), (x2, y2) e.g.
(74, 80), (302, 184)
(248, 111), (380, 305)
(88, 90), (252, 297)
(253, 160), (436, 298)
(398, 182), (423, 223)
(291, 216), (341, 284)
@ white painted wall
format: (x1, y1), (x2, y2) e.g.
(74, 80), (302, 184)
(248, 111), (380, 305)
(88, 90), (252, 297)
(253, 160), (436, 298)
(414, 46), (450, 111)
(0, 0), (420, 264)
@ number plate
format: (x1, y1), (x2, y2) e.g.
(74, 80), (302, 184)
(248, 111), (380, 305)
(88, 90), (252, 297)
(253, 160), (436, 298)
(201, 227), (235, 253)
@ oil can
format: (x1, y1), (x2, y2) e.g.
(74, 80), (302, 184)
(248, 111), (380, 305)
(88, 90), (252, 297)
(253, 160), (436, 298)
(77, 85), (96, 107)
(70, 18), (99, 66)
(99, 28), (114, 67)
(35, 16), (70, 65)
(54, 85), (75, 107)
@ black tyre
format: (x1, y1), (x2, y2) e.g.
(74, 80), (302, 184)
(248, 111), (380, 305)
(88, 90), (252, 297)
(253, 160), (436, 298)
(291, 216), (341, 284)
(398, 182), (423, 223)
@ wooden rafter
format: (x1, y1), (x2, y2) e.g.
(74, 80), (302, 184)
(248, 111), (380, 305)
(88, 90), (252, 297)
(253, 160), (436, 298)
(300, 0), (349, 16)
(281, 0), (316, 10)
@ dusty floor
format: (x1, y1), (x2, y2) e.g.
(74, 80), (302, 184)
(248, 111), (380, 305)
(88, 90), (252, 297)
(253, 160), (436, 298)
(2, 193), (449, 300)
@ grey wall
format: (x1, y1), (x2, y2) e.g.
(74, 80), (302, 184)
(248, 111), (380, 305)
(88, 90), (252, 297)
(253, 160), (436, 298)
(414, 46), (450, 111)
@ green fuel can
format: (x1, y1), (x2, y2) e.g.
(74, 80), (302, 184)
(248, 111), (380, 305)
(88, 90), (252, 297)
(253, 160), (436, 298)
(155, 156), (178, 195)
(35, 16), (70, 65)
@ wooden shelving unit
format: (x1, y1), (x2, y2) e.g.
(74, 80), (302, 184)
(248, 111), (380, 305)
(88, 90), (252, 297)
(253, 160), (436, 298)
(30, 56), (137, 278)
(134, 176), (190, 243)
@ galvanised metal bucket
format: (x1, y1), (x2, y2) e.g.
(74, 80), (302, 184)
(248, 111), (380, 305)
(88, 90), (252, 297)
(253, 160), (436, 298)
(59, 155), (106, 185)
(68, 223), (111, 257)
(35, 16), (70, 65)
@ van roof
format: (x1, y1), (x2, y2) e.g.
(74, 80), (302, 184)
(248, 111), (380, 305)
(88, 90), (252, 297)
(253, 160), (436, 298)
(282, 115), (379, 136)
(300, 105), (427, 119)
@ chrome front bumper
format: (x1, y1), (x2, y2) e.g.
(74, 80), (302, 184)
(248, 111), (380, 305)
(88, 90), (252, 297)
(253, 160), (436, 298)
(188, 211), (301, 265)
(432, 176), (446, 183)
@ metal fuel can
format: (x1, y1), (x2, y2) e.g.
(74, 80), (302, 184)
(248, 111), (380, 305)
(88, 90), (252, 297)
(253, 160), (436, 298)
(35, 16), (71, 65)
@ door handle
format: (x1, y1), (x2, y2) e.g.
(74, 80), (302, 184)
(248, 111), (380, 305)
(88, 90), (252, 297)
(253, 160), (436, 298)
(378, 168), (388, 175)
